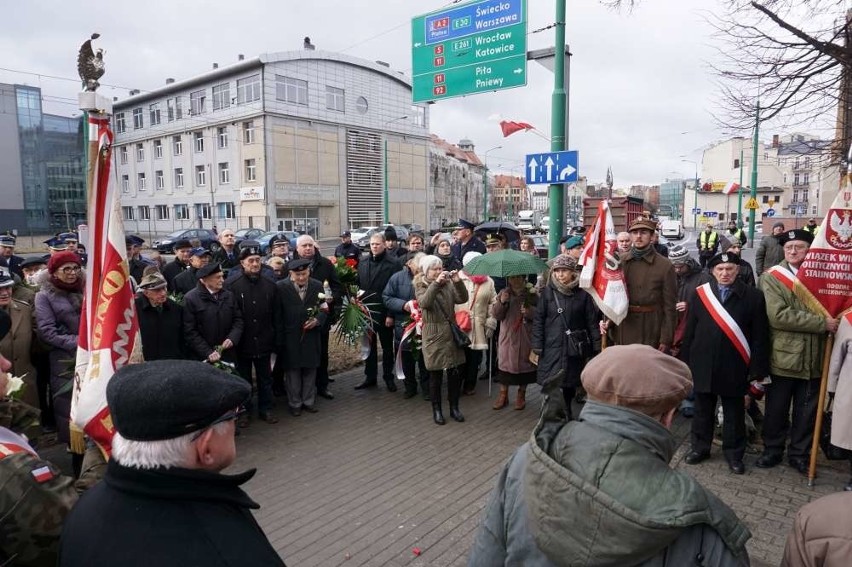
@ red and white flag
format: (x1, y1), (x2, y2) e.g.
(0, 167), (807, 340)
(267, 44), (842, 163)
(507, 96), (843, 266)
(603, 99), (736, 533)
(722, 181), (741, 195)
(578, 200), (629, 324)
(797, 176), (852, 317)
(499, 120), (534, 138)
(72, 115), (140, 456)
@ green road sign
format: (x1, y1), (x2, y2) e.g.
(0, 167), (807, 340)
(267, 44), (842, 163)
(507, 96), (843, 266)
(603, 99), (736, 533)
(411, 0), (527, 103)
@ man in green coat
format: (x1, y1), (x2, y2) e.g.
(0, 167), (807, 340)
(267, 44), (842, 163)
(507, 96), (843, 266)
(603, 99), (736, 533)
(756, 229), (839, 474)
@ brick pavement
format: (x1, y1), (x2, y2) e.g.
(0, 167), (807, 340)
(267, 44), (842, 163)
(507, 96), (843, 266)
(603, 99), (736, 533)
(232, 366), (850, 567)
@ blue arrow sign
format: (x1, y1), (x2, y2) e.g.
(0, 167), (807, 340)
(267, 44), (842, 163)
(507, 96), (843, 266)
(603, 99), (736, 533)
(691, 208), (701, 215)
(525, 151), (579, 185)
(766, 208), (776, 217)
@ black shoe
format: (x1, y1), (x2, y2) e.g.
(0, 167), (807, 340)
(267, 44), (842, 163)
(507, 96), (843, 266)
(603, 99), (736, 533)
(432, 404), (446, 425)
(684, 451), (710, 465)
(354, 380), (377, 390)
(788, 458), (809, 475)
(728, 460), (745, 475)
(302, 405), (318, 413)
(259, 412), (279, 424)
(403, 390), (417, 399)
(317, 390), (334, 400)
(289, 407), (302, 417)
(449, 407), (465, 422)
(755, 453), (783, 469)
(385, 380), (398, 393)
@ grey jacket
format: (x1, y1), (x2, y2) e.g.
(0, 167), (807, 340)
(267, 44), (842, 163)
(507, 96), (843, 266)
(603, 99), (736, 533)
(468, 399), (751, 567)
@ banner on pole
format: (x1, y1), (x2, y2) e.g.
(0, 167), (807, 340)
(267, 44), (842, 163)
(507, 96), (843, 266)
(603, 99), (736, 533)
(578, 200), (629, 324)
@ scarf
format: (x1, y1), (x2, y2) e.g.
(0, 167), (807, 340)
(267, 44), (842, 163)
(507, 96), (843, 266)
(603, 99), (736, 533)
(630, 245), (654, 261)
(49, 275), (84, 293)
(467, 274), (489, 285)
(550, 275), (579, 296)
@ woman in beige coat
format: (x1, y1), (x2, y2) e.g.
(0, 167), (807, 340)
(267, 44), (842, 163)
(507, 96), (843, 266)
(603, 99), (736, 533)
(827, 312), (852, 491)
(457, 252), (496, 396)
(414, 255), (469, 425)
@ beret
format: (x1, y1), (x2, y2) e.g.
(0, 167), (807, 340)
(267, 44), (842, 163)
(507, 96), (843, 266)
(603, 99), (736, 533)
(47, 251), (81, 274)
(668, 245), (690, 265)
(138, 272), (167, 290)
(107, 360), (250, 441)
(562, 235), (584, 249)
(581, 344), (692, 416)
(779, 229), (814, 246)
(173, 239), (192, 250)
(628, 218), (657, 232)
(196, 263), (222, 279)
(288, 258), (312, 272)
(551, 254), (579, 271)
(238, 240), (261, 260)
(708, 252), (740, 268)
(458, 218), (476, 230)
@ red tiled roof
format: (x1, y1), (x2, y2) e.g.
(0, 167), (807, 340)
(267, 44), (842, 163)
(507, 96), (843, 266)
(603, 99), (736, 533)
(430, 134), (483, 167)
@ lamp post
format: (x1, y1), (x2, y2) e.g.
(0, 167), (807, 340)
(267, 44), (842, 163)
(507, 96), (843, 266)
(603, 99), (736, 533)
(384, 115), (408, 225)
(483, 145), (502, 221)
(681, 159), (698, 230)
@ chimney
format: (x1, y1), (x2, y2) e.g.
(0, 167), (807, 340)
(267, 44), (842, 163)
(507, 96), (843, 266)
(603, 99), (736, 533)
(212, 62), (219, 69)
(113, 96), (118, 102)
(375, 60), (390, 68)
(165, 78), (175, 84)
(304, 37), (315, 50)
(129, 89), (140, 96)
(772, 134), (779, 148)
(238, 54), (245, 61)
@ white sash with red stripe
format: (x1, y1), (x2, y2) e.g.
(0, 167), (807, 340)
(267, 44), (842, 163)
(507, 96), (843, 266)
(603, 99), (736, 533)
(696, 283), (751, 365)
(765, 265), (797, 290)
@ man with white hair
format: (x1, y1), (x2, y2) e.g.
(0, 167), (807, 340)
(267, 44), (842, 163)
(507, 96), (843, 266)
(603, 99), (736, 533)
(59, 360), (286, 566)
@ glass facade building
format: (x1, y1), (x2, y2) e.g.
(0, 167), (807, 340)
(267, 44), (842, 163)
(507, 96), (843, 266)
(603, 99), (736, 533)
(659, 178), (686, 220)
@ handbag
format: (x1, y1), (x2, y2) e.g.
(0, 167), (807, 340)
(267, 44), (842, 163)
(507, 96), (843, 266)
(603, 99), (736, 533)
(437, 293), (471, 348)
(819, 403), (850, 460)
(454, 284), (480, 333)
(552, 289), (591, 359)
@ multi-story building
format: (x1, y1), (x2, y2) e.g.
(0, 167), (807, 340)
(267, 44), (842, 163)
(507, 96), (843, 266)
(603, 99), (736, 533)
(112, 50), (430, 239)
(491, 174), (527, 220)
(657, 179), (688, 220)
(428, 136), (484, 229)
(0, 84), (84, 233)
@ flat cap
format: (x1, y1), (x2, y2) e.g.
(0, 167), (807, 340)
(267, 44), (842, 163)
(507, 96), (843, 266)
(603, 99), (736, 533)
(581, 344), (692, 417)
(20, 256), (47, 269)
(708, 251), (740, 268)
(173, 239), (192, 250)
(196, 263), (222, 279)
(458, 218), (476, 230)
(288, 258), (311, 272)
(107, 360), (250, 441)
(138, 272), (167, 290)
(628, 218), (657, 232)
(779, 229), (814, 246)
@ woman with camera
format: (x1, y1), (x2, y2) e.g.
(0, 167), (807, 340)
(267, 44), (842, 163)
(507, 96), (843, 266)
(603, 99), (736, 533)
(414, 255), (469, 425)
(491, 275), (538, 410)
(531, 254), (601, 417)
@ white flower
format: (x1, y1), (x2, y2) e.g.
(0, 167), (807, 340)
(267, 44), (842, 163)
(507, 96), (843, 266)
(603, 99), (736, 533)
(5, 374), (25, 397)
(317, 293), (327, 300)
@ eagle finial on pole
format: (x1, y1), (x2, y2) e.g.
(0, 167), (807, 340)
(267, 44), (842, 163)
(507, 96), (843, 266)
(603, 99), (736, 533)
(77, 33), (105, 92)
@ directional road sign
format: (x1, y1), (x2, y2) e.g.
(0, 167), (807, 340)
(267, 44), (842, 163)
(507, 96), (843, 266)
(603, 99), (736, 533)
(704, 211), (718, 218)
(411, 0), (527, 103)
(766, 208), (776, 217)
(525, 151), (579, 185)
(691, 208), (701, 215)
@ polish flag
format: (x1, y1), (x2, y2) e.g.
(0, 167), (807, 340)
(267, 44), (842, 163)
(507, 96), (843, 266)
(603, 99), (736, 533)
(722, 181), (741, 195)
(499, 120), (534, 137)
(579, 200), (629, 324)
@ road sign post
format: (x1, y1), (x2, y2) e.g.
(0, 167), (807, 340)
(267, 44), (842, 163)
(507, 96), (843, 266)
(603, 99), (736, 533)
(412, 0), (528, 103)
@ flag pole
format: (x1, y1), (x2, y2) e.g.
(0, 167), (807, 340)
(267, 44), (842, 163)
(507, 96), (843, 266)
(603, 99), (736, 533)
(807, 336), (835, 486)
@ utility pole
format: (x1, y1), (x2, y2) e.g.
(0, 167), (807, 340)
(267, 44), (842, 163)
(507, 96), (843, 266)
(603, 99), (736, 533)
(748, 101), (760, 247)
(547, 0), (567, 258)
(736, 147), (744, 228)
(483, 145), (502, 221)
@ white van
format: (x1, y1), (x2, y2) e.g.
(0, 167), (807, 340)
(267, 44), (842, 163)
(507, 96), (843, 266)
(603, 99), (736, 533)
(660, 220), (684, 239)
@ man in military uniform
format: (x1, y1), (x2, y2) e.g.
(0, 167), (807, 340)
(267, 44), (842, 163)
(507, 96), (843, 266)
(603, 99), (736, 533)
(161, 238), (193, 292)
(0, 235), (24, 279)
(696, 223), (720, 269)
(451, 219), (486, 261)
(173, 247), (213, 295)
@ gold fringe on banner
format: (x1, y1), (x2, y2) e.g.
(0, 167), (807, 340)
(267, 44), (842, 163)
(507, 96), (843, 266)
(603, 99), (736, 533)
(69, 423), (86, 454)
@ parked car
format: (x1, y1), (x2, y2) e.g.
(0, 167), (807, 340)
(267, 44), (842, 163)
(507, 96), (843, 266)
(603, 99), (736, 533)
(154, 228), (219, 254)
(233, 227), (265, 245)
(529, 234), (549, 259)
(349, 226), (377, 243)
(660, 220), (684, 240)
(402, 223), (425, 235)
(356, 225), (409, 250)
(256, 230), (299, 254)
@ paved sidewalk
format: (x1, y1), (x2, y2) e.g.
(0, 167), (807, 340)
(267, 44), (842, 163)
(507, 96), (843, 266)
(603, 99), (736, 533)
(232, 367), (850, 567)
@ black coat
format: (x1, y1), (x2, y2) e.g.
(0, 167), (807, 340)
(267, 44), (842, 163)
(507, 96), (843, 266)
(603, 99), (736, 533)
(173, 267), (200, 296)
(736, 259), (756, 287)
(59, 460), (286, 567)
(288, 251), (344, 320)
(0, 254), (24, 279)
(182, 284), (243, 361)
(382, 267), (416, 345)
(531, 284), (601, 388)
(680, 280), (770, 397)
(357, 251), (401, 319)
(135, 296), (184, 360)
(227, 272), (279, 357)
(162, 258), (189, 292)
(334, 242), (361, 265)
(275, 277), (327, 369)
(212, 248), (240, 271)
(451, 236), (486, 261)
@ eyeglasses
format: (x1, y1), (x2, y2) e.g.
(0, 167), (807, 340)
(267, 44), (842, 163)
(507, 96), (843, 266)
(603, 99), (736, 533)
(191, 407), (244, 441)
(61, 266), (81, 274)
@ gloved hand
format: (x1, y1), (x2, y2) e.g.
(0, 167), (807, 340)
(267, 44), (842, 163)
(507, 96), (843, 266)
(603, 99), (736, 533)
(485, 316), (498, 339)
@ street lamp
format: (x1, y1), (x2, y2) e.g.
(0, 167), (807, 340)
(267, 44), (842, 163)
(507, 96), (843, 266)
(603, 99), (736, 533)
(483, 145), (502, 221)
(384, 115), (409, 225)
(681, 158), (699, 230)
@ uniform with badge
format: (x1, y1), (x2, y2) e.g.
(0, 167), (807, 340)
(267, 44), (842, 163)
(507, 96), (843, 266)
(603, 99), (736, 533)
(451, 218), (486, 262)
(334, 231), (361, 266)
(0, 235), (25, 279)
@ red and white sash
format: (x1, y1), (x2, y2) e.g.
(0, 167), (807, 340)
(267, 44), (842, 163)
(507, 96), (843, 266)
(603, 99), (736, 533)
(695, 283), (751, 365)
(765, 265), (797, 291)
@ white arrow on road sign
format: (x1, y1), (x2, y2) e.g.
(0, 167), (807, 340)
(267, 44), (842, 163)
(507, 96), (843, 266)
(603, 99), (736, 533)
(544, 157), (554, 181)
(559, 164), (576, 181)
(528, 157), (538, 180)
(513, 68), (523, 74)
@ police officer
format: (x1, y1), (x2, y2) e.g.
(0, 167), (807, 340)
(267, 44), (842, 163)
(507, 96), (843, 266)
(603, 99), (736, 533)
(334, 231), (361, 266)
(696, 224), (720, 269)
(726, 221), (747, 247)
(451, 219), (486, 261)
(803, 217), (819, 235)
(0, 235), (24, 279)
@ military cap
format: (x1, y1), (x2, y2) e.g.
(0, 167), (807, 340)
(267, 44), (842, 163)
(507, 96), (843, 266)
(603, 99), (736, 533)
(628, 218), (657, 232)
(43, 237), (67, 251)
(106, 360), (250, 441)
(668, 245), (690, 265)
(20, 256), (47, 270)
(138, 272), (167, 290)
(125, 234), (145, 247)
(287, 258), (311, 272)
(581, 344), (692, 417)
(0, 274), (14, 289)
(708, 252), (740, 269)
(173, 239), (192, 250)
(190, 247), (213, 258)
(340, 230), (351, 238)
(561, 235), (584, 249)
(551, 254), (579, 272)
(58, 232), (78, 243)
(779, 229), (814, 246)
(485, 233), (505, 246)
(196, 263), (222, 279)
(269, 234), (289, 247)
(0, 235), (15, 247)
(238, 240), (261, 260)
(458, 218), (476, 230)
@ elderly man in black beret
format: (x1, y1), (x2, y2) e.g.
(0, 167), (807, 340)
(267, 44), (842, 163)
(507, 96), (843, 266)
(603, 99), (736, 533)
(183, 263), (243, 368)
(59, 360), (286, 566)
(135, 272), (184, 361)
(161, 239), (193, 292)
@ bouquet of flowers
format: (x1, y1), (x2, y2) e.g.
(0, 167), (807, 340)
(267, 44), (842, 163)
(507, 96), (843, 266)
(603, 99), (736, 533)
(168, 291), (184, 306)
(334, 256), (359, 297)
(514, 282), (538, 330)
(303, 292), (330, 340)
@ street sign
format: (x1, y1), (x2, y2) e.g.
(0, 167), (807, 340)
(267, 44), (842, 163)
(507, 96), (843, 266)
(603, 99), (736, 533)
(691, 208), (701, 215)
(704, 211), (718, 218)
(797, 206), (807, 215)
(745, 197), (760, 209)
(766, 208), (776, 217)
(525, 151), (579, 184)
(411, 0), (528, 103)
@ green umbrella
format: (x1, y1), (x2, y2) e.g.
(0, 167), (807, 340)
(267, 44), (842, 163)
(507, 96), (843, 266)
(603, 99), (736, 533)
(462, 249), (548, 277)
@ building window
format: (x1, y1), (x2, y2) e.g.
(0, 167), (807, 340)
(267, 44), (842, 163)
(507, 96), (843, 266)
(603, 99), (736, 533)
(190, 89), (206, 115)
(218, 202), (236, 219)
(219, 162), (230, 184)
(153, 139), (163, 159)
(174, 168), (184, 188)
(217, 126), (228, 149)
(196, 165), (206, 186)
(173, 135), (183, 156)
(121, 174), (129, 193)
(194, 132), (204, 153)
(197, 203), (212, 220)
(794, 158), (800, 169)
(245, 159), (257, 182)
(802, 189), (809, 202)
(167, 97), (183, 121)
(411, 105), (426, 127)
(243, 121), (255, 144)
(149, 102), (161, 126)
(794, 173), (800, 185)
(136, 143), (144, 162)
(793, 190), (800, 202)
(212, 83), (231, 111)
(812, 204), (818, 215)
(356, 96), (368, 114)
(155, 170), (164, 190)
(119, 146), (128, 164)
(138, 172), (146, 191)
(138, 206), (150, 221)
(237, 74), (261, 103)
(804, 157), (811, 169)
(115, 112), (126, 133)
(326, 86), (344, 112)
(762, 195), (770, 203)
(733, 158), (740, 169)
(803, 172), (810, 184)
(175, 204), (190, 220)
(156, 204), (170, 220)
(122, 206), (135, 220)
(276, 75), (308, 105)
(132, 107), (143, 129)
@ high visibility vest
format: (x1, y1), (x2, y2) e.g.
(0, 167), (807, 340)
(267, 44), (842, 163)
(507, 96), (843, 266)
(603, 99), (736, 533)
(699, 231), (718, 250)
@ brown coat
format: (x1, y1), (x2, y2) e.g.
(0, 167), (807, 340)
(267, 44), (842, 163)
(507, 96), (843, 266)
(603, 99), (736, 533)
(414, 275), (468, 371)
(0, 300), (37, 407)
(781, 492), (852, 567)
(827, 313), (852, 450)
(491, 288), (537, 375)
(613, 250), (677, 348)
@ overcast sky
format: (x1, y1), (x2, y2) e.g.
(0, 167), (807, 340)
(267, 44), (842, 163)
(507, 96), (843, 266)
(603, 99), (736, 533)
(0, 0), (809, 186)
